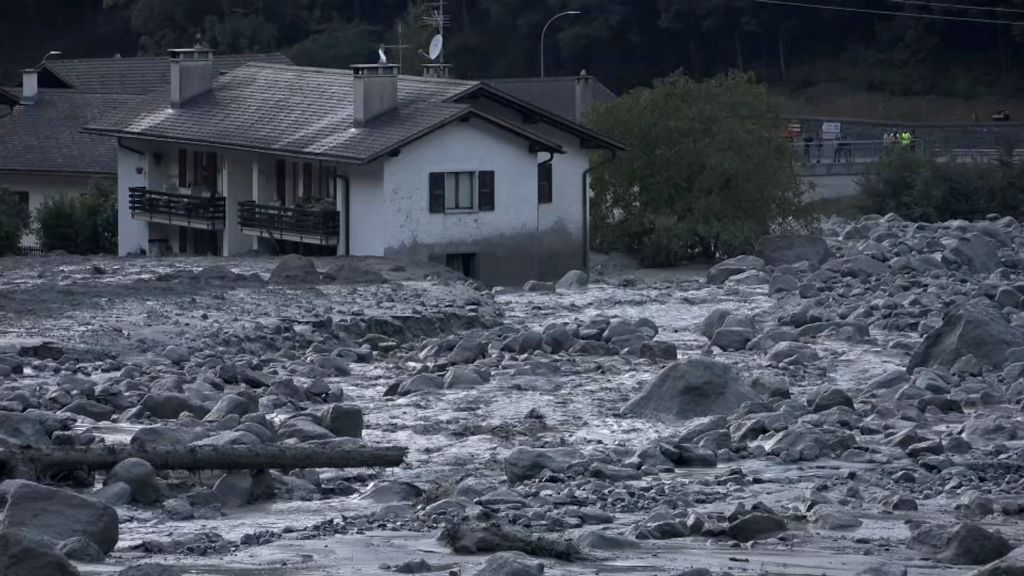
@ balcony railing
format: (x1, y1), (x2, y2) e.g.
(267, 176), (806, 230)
(128, 187), (225, 230)
(238, 201), (340, 246)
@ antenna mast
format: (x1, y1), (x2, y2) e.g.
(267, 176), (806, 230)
(421, 0), (451, 64)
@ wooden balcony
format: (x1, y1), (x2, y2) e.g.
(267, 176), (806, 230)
(128, 187), (225, 230)
(238, 201), (340, 246)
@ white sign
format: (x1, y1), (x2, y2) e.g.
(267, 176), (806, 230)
(821, 122), (842, 140)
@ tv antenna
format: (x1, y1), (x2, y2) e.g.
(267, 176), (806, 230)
(383, 21), (411, 70)
(420, 0), (450, 63)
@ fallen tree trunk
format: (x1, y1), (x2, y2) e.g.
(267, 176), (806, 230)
(0, 442), (407, 479)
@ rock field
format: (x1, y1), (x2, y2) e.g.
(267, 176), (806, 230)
(2, 215), (1024, 575)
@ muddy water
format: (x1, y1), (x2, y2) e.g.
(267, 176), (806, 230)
(0, 256), (1002, 575)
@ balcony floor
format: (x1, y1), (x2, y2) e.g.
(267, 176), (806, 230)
(240, 226), (338, 246)
(131, 212), (224, 230)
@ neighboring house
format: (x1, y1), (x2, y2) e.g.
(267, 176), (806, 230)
(84, 50), (624, 285)
(485, 72), (618, 123)
(0, 52), (291, 248)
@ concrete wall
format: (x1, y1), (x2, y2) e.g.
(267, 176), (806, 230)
(0, 171), (107, 248)
(373, 117), (582, 285)
(222, 152), (252, 256)
(117, 142), (150, 255)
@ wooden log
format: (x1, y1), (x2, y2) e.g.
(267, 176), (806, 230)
(0, 442), (406, 479)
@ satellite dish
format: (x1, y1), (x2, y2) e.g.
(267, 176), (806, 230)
(378, 44), (388, 64)
(428, 34), (443, 61)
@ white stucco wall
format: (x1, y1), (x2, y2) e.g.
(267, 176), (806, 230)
(347, 163), (386, 257)
(117, 141), (151, 255)
(222, 152), (253, 256)
(0, 172), (107, 248)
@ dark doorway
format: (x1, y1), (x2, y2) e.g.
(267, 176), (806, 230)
(445, 253), (478, 279)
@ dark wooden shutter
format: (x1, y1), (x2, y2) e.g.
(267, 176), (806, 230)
(478, 171), (495, 211)
(302, 163), (313, 200)
(178, 149), (188, 187)
(429, 172), (445, 213)
(192, 151), (202, 188)
(276, 160), (286, 204)
(537, 162), (553, 204)
(205, 152), (218, 193)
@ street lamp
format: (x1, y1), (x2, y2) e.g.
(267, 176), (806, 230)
(540, 11), (581, 78)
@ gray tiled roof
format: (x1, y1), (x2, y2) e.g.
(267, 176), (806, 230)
(485, 76), (617, 121)
(85, 64), (564, 163)
(43, 53), (293, 94)
(0, 90), (140, 174)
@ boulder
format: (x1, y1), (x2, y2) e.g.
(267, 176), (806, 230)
(104, 458), (159, 505)
(212, 471), (252, 508)
(757, 235), (831, 267)
(908, 306), (1024, 372)
(699, 309), (733, 339)
(969, 545), (1024, 576)
(710, 327), (754, 351)
(0, 412), (53, 447)
(0, 481), (118, 553)
(358, 481), (424, 504)
(808, 505), (863, 530)
(824, 255), (889, 279)
(129, 425), (208, 451)
(577, 530), (641, 550)
(726, 512), (788, 542)
(769, 273), (799, 294)
(857, 566), (907, 576)
(398, 374), (444, 396)
(811, 388), (854, 412)
(59, 399), (115, 422)
(621, 358), (758, 424)
(320, 404), (363, 438)
(269, 254), (321, 284)
(473, 551), (544, 576)
(322, 262), (387, 284)
(945, 233), (1001, 274)
(937, 523), (1013, 566)
(523, 280), (556, 293)
(203, 395), (250, 422)
(277, 418), (335, 443)
(162, 345), (189, 364)
(707, 255), (765, 285)
(0, 529), (81, 576)
(505, 447), (584, 484)
(141, 393), (209, 419)
(58, 536), (106, 563)
(556, 270), (589, 290)
(448, 338), (487, 365)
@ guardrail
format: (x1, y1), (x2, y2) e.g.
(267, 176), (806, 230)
(128, 187), (225, 230)
(790, 139), (924, 164)
(238, 201), (340, 246)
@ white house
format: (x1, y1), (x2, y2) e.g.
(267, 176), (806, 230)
(0, 52), (290, 249)
(84, 49), (623, 285)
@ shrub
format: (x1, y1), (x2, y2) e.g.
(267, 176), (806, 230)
(588, 71), (810, 266)
(0, 189), (29, 256)
(860, 149), (1024, 222)
(35, 179), (117, 254)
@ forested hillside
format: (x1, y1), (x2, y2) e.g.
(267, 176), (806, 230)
(4, 0), (1024, 97)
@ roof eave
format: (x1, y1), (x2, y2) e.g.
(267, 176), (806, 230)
(453, 83), (626, 152)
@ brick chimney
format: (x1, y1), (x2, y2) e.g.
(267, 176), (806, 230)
(352, 64), (400, 124)
(169, 48), (214, 107)
(21, 69), (38, 105)
(574, 69), (593, 123)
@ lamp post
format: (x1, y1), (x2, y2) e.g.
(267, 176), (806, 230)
(540, 11), (581, 78)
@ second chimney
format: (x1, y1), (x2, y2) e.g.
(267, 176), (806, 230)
(574, 70), (594, 123)
(169, 48), (214, 108)
(352, 64), (400, 124)
(21, 69), (38, 105)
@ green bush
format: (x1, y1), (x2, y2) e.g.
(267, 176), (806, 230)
(0, 189), (29, 256)
(35, 180), (117, 254)
(860, 149), (1024, 222)
(587, 71), (809, 266)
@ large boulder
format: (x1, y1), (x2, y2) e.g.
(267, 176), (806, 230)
(0, 529), (81, 576)
(0, 481), (119, 553)
(505, 447), (584, 484)
(320, 404), (363, 438)
(908, 306), (1024, 372)
(269, 254), (322, 284)
(706, 255), (765, 285)
(944, 234), (1001, 274)
(556, 270), (589, 290)
(104, 458), (160, 504)
(620, 358), (759, 424)
(0, 412), (52, 448)
(141, 393), (210, 419)
(970, 545), (1024, 576)
(473, 552), (545, 576)
(756, 235), (831, 267)
(936, 523), (1013, 566)
(726, 513), (788, 542)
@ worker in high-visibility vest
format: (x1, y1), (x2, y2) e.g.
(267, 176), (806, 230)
(901, 131), (912, 147)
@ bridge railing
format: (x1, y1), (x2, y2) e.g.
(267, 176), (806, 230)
(790, 139), (923, 165)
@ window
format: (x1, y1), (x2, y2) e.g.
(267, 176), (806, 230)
(428, 171), (495, 213)
(177, 149), (188, 188)
(275, 160), (287, 204)
(189, 151), (218, 193)
(538, 162), (553, 204)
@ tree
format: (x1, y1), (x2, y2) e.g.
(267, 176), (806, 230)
(587, 71), (807, 266)
(286, 20), (380, 69)
(0, 189), (29, 256)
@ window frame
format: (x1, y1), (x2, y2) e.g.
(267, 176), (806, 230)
(538, 161), (553, 204)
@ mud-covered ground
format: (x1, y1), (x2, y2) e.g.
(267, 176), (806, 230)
(2, 218), (1024, 576)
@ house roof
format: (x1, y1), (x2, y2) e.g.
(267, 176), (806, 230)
(0, 90), (140, 174)
(485, 76), (617, 122)
(84, 63), (579, 164)
(38, 53), (292, 94)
